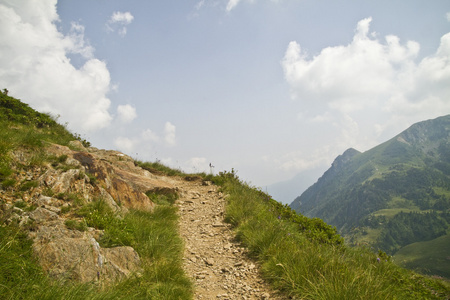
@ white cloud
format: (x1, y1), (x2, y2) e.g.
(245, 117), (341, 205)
(107, 11), (134, 37)
(275, 147), (331, 172)
(141, 128), (160, 143)
(110, 11), (134, 24)
(117, 104), (137, 123)
(226, 0), (242, 11)
(183, 157), (208, 173)
(112, 123), (176, 157)
(282, 17), (450, 156)
(65, 22), (94, 59)
(0, 1), (113, 132)
(225, 0), (281, 11)
(164, 122), (176, 146)
(196, 0), (206, 10)
(113, 136), (136, 154)
(446, 12), (450, 22)
(282, 17), (422, 113)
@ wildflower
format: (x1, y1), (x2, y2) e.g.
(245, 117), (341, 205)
(377, 258), (380, 263)
(277, 216), (281, 220)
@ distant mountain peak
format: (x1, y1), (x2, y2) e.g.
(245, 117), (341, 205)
(290, 114), (450, 277)
(331, 148), (360, 169)
(396, 114), (450, 155)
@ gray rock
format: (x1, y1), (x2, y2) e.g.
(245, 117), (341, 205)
(33, 225), (141, 283)
(29, 207), (59, 223)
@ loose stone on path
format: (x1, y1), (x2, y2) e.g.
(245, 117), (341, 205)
(176, 179), (283, 299)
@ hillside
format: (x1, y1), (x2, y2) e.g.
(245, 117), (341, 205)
(0, 92), (287, 299)
(1, 92), (449, 298)
(290, 115), (450, 277)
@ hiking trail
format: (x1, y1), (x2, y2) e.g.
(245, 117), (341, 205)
(174, 178), (284, 300)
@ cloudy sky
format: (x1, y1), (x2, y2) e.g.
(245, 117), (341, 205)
(1, 0), (449, 195)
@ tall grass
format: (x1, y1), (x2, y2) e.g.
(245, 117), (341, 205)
(0, 202), (192, 299)
(218, 172), (450, 299)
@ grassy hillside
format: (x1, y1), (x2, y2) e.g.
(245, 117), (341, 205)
(1, 93), (449, 298)
(394, 234), (450, 279)
(213, 171), (450, 299)
(290, 115), (450, 277)
(0, 92), (193, 299)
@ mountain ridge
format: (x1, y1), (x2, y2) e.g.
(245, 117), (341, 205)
(290, 114), (450, 277)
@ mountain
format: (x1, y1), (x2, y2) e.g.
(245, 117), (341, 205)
(2, 93), (450, 298)
(290, 115), (450, 276)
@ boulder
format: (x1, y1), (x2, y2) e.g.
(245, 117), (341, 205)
(32, 223), (141, 283)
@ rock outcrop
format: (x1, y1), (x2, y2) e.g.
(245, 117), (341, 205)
(29, 207), (141, 283)
(1, 141), (179, 284)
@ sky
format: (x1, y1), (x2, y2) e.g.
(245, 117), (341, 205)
(1, 0), (450, 197)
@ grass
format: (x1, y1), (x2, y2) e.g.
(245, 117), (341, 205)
(394, 234), (450, 279)
(2, 93), (449, 298)
(0, 217), (100, 299)
(146, 189), (179, 206)
(373, 208), (427, 219)
(135, 160), (187, 177)
(0, 198), (193, 299)
(216, 171), (450, 299)
(348, 227), (383, 246)
(0, 91), (193, 298)
(0, 93), (90, 188)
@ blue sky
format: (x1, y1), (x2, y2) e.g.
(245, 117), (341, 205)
(1, 0), (450, 195)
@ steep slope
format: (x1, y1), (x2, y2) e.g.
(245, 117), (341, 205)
(0, 93), (285, 298)
(290, 115), (450, 266)
(0, 93), (184, 284)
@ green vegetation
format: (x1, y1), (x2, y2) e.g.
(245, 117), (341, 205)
(0, 92), (89, 191)
(0, 92), (89, 149)
(0, 202), (192, 299)
(394, 234), (450, 279)
(215, 171), (450, 299)
(2, 93), (449, 298)
(146, 189), (179, 206)
(64, 219), (88, 231)
(291, 115), (450, 277)
(0, 93), (192, 299)
(135, 160), (187, 177)
(378, 211), (448, 254)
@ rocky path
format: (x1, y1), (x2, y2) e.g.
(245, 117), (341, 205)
(175, 179), (283, 300)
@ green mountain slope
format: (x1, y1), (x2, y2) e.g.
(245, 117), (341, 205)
(290, 115), (450, 276)
(394, 234), (450, 278)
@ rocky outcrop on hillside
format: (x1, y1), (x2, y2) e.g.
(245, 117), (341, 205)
(1, 140), (283, 297)
(1, 141), (178, 283)
(29, 205), (141, 283)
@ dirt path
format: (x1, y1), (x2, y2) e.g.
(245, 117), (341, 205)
(174, 179), (283, 300)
